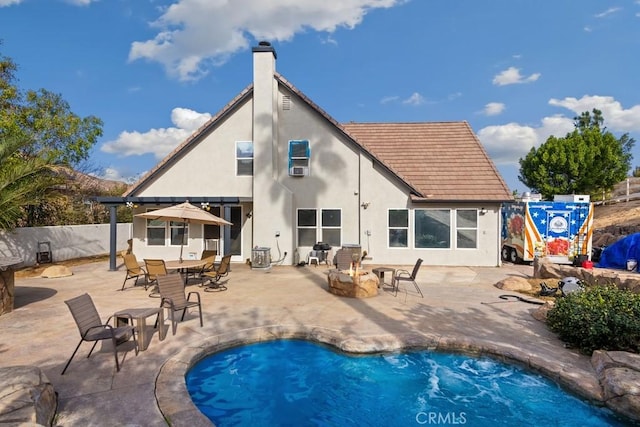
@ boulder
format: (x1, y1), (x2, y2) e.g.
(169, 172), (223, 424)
(531, 301), (555, 322)
(494, 276), (532, 292)
(0, 366), (57, 426)
(592, 350), (640, 422)
(40, 265), (73, 278)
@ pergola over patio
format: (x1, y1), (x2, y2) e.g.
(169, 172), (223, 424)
(94, 196), (239, 271)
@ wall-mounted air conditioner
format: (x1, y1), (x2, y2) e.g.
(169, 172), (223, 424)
(289, 166), (309, 177)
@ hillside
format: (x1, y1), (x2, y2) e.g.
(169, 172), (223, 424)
(592, 178), (640, 247)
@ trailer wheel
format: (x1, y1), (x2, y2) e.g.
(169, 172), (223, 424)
(509, 248), (519, 264)
(501, 246), (511, 262)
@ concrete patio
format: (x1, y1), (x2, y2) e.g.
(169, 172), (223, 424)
(0, 260), (627, 426)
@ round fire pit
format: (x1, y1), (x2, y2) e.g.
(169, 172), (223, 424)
(327, 270), (379, 298)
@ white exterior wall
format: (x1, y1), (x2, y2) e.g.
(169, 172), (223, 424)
(0, 224), (132, 266)
(123, 44), (503, 268)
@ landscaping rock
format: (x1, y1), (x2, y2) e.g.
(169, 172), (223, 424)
(531, 301), (555, 322)
(40, 265), (73, 278)
(0, 365), (57, 426)
(591, 350), (640, 422)
(494, 276), (532, 291)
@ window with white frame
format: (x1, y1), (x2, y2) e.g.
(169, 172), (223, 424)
(297, 209), (341, 247)
(456, 209), (478, 249)
(388, 209), (408, 248)
(236, 141), (253, 176)
(288, 140), (310, 176)
(321, 209), (341, 247)
(297, 209), (316, 246)
(170, 221), (188, 246)
(146, 216), (166, 246)
(415, 209), (451, 249)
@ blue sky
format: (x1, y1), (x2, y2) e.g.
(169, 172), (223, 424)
(1, 0), (640, 195)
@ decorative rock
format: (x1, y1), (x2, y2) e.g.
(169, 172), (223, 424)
(533, 257), (640, 294)
(531, 301), (555, 322)
(0, 366), (57, 426)
(327, 270), (379, 298)
(591, 350), (640, 422)
(40, 265), (73, 278)
(494, 276), (532, 292)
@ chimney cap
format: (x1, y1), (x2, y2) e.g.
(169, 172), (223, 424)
(252, 41), (277, 58)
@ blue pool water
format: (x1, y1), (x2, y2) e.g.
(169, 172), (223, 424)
(186, 340), (632, 426)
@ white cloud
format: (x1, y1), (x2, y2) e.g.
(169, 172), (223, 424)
(492, 67), (541, 86)
(482, 102), (505, 116)
(595, 7), (621, 18)
(548, 95), (640, 132)
(402, 92), (425, 106)
(100, 107), (211, 159)
(380, 95), (399, 104)
(0, 0), (22, 6)
(478, 95), (640, 166)
(128, 0), (405, 81)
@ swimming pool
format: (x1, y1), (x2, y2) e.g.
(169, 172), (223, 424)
(186, 340), (632, 426)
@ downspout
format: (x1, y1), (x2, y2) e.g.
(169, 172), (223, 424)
(358, 152), (362, 246)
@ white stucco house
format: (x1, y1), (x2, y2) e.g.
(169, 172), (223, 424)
(99, 41), (512, 270)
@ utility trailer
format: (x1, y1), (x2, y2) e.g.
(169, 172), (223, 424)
(501, 194), (593, 264)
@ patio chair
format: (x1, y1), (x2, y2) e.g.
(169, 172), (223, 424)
(61, 293), (138, 375)
(121, 253), (148, 291)
(184, 250), (217, 284)
(392, 258), (424, 298)
(201, 254), (231, 292)
(144, 259), (168, 297)
(157, 273), (203, 335)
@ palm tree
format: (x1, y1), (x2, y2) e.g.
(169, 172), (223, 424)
(0, 134), (64, 230)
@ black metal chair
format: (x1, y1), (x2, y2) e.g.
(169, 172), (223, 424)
(62, 293), (138, 375)
(392, 258), (424, 298)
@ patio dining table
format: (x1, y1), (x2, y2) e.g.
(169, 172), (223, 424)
(164, 259), (208, 285)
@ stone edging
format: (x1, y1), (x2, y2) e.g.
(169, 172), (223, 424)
(154, 325), (611, 427)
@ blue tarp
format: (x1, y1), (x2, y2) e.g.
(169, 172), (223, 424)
(597, 232), (640, 270)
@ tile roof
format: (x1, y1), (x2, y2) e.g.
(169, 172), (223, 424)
(341, 122), (512, 202)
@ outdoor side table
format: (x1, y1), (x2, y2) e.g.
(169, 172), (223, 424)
(115, 307), (165, 351)
(372, 267), (396, 289)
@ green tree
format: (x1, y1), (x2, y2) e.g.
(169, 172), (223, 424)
(0, 134), (64, 230)
(1, 45), (105, 227)
(518, 109), (634, 199)
(0, 46), (103, 167)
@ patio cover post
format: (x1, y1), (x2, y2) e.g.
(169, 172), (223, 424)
(109, 205), (117, 271)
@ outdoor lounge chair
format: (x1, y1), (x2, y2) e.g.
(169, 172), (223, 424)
(184, 250), (217, 284)
(121, 253), (148, 291)
(62, 293), (138, 375)
(144, 258), (167, 297)
(201, 254), (231, 291)
(392, 258), (424, 298)
(157, 273), (203, 335)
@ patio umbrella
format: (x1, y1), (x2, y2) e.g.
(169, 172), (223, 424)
(135, 201), (232, 262)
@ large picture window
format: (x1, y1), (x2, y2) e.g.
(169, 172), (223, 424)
(388, 209), (408, 248)
(456, 209), (478, 249)
(236, 141), (253, 176)
(297, 209), (341, 247)
(415, 209), (450, 249)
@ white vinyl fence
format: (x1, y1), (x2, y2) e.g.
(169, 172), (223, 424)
(0, 223), (132, 267)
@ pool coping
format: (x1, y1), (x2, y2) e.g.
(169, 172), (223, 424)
(155, 325), (606, 426)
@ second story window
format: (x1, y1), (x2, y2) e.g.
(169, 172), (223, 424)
(288, 140), (310, 176)
(236, 141), (253, 176)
